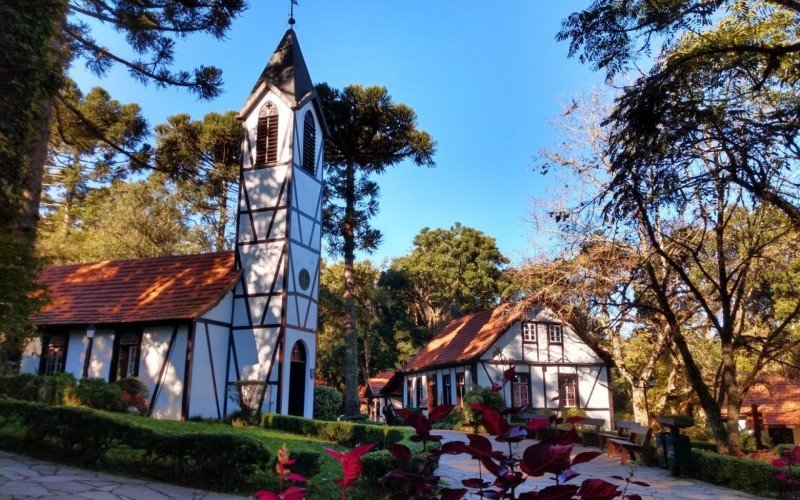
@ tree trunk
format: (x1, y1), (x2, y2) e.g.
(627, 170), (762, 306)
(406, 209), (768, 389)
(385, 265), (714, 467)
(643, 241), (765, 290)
(216, 179), (228, 251)
(630, 386), (649, 426)
(721, 341), (741, 453)
(342, 161), (360, 416)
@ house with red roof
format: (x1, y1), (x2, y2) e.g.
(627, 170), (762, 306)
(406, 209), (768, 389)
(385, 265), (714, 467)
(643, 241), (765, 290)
(360, 370), (401, 423)
(740, 376), (800, 445)
(21, 28), (325, 420)
(388, 301), (614, 428)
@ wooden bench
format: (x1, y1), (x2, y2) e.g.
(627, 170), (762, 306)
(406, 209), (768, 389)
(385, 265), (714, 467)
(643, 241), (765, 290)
(606, 421), (652, 465)
(521, 411), (555, 440)
(577, 418), (606, 447)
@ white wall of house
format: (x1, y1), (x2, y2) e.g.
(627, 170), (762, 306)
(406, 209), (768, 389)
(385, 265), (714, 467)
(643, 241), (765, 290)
(401, 308), (613, 429)
(140, 324), (189, 420)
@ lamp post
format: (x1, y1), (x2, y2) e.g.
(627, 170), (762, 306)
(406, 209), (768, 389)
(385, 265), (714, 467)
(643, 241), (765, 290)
(633, 375), (656, 424)
(82, 324), (95, 378)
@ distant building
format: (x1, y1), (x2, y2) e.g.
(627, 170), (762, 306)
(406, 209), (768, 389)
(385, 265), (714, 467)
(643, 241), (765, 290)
(740, 376), (800, 445)
(387, 301), (614, 428)
(21, 29), (325, 420)
(360, 370), (399, 423)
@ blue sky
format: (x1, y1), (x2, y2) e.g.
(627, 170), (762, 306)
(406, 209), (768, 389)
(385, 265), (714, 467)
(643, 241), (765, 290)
(69, 1), (604, 265)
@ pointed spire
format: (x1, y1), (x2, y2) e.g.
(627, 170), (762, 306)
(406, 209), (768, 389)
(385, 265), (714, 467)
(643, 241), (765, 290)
(249, 29), (314, 107)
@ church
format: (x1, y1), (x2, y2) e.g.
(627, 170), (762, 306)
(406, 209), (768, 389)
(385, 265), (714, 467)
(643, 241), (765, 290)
(20, 28), (325, 420)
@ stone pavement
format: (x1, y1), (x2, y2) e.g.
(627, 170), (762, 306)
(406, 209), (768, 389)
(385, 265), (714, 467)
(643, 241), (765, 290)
(0, 451), (243, 499)
(433, 430), (766, 499)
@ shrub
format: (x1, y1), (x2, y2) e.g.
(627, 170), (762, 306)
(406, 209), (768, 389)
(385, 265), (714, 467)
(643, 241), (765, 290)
(261, 413), (406, 448)
(0, 373), (42, 401)
(74, 378), (123, 411)
(0, 397), (271, 491)
(683, 448), (800, 495)
(313, 386), (342, 421)
(0, 373), (76, 405)
(115, 377), (149, 414)
(460, 386), (504, 428)
(271, 449), (321, 478)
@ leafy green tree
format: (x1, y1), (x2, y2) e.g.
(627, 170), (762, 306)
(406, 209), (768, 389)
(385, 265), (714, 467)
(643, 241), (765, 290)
(38, 174), (206, 263)
(316, 83), (436, 415)
(391, 223), (509, 330)
(559, 1), (800, 226)
(44, 81), (150, 231)
(154, 111), (241, 251)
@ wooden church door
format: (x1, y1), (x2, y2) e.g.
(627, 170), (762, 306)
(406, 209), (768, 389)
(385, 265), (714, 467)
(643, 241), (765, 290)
(288, 342), (307, 416)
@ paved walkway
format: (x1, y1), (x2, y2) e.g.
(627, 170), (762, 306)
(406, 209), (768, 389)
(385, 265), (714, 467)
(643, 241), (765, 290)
(433, 430), (765, 499)
(0, 451), (242, 499)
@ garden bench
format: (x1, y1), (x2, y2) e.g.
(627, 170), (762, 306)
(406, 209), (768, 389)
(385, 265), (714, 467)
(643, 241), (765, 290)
(577, 417), (606, 447)
(606, 421), (652, 465)
(521, 411), (556, 440)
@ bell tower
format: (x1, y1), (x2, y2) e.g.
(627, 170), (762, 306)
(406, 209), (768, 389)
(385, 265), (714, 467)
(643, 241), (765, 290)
(229, 28), (325, 417)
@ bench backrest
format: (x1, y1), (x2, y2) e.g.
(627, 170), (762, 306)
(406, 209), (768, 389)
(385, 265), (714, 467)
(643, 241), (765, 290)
(581, 418), (605, 428)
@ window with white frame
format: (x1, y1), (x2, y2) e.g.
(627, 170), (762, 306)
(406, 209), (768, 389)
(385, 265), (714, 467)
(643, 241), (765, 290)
(522, 322), (536, 343)
(559, 374), (578, 408)
(43, 336), (67, 375)
(548, 324), (563, 344)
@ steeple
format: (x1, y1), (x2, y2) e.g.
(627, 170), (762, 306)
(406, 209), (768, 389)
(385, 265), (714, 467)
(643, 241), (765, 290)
(229, 27), (324, 418)
(241, 29), (326, 133)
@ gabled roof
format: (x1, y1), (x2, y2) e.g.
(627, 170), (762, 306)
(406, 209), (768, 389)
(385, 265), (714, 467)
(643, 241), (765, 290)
(361, 370), (396, 398)
(741, 376), (800, 427)
(32, 252), (240, 326)
(403, 302), (526, 373)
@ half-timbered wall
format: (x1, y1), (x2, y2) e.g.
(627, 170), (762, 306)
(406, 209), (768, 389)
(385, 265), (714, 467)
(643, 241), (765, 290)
(231, 88), (322, 418)
(402, 308), (613, 429)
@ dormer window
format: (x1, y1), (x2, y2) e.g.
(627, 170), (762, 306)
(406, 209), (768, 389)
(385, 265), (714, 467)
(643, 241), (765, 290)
(256, 102), (279, 165)
(302, 110), (316, 174)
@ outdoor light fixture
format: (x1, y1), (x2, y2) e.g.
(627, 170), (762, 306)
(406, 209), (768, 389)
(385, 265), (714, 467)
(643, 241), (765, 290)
(86, 324), (96, 339)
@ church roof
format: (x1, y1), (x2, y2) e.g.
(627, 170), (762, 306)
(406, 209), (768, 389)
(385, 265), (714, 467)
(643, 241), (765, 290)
(403, 302), (526, 373)
(240, 29), (329, 135)
(31, 252), (240, 326)
(250, 28), (314, 106)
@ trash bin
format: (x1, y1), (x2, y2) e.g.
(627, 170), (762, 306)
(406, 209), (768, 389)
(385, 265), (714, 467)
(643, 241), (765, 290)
(658, 432), (691, 475)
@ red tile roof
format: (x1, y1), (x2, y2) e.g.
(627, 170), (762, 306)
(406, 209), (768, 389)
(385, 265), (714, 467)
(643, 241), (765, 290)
(742, 376), (800, 427)
(403, 302), (525, 372)
(361, 370), (396, 398)
(32, 252), (240, 326)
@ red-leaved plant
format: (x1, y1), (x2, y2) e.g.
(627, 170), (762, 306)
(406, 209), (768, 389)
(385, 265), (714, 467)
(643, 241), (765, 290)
(254, 443), (307, 500)
(324, 443), (376, 500)
(774, 444), (800, 499)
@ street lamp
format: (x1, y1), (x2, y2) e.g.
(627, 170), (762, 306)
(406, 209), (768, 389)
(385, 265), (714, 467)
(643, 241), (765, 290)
(82, 324), (96, 378)
(632, 375), (656, 423)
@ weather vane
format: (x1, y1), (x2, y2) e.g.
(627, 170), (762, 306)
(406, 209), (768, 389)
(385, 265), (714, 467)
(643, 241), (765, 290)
(289, 0), (297, 26)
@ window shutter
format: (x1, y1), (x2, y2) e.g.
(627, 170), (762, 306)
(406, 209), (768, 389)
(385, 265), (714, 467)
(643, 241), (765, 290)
(256, 102), (279, 165)
(302, 110), (316, 174)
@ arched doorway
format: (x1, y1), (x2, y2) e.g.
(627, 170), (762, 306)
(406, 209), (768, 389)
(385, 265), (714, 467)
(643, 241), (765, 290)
(288, 341), (306, 416)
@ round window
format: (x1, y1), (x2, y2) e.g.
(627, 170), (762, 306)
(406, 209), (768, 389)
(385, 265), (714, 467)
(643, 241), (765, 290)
(298, 269), (310, 290)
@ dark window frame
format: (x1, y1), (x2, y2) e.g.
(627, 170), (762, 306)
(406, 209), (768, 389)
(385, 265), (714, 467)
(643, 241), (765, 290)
(427, 375), (438, 409)
(110, 330), (142, 382)
(456, 372), (466, 407)
(546, 323), (564, 345)
(441, 373), (452, 405)
(40, 334), (68, 376)
(415, 376), (424, 408)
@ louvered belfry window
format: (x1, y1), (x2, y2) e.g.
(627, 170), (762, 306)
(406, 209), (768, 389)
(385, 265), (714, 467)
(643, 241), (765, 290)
(302, 110), (316, 174)
(255, 102), (279, 165)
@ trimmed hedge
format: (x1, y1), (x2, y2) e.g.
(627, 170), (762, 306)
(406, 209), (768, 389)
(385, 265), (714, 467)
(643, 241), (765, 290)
(361, 444), (440, 485)
(682, 449), (800, 496)
(261, 413), (407, 448)
(0, 397), (271, 490)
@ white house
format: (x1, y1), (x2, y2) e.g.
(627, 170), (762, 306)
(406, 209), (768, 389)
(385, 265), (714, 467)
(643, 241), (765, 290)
(391, 302), (614, 428)
(21, 28), (325, 420)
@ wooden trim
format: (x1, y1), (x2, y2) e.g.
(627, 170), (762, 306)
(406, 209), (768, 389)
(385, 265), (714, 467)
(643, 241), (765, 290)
(196, 317), (232, 328)
(542, 366), (548, 409)
(242, 159), (292, 172)
(238, 237), (288, 246)
(108, 330), (121, 382)
(584, 366), (603, 408)
(82, 335), (94, 378)
(259, 246), (286, 325)
(149, 324), (179, 415)
(607, 367), (616, 428)
(181, 321), (197, 420)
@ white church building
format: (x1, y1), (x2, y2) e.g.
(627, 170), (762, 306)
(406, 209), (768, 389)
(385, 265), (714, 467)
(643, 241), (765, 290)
(21, 28), (325, 420)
